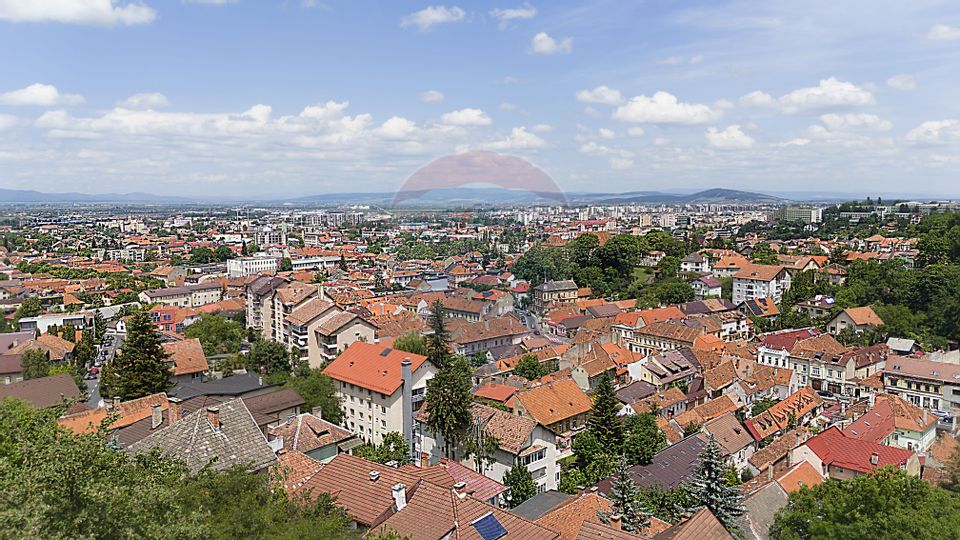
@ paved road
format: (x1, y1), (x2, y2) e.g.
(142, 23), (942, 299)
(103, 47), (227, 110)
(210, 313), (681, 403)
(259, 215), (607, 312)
(85, 374), (101, 407)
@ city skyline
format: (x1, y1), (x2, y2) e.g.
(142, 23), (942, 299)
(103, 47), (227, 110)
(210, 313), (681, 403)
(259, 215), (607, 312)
(2, 1), (960, 198)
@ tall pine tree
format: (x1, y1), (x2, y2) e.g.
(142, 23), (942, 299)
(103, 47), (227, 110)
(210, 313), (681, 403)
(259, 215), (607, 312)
(684, 435), (744, 533)
(73, 329), (97, 376)
(100, 311), (171, 400)
(426, 299), (451, 369)
(599, 457), (651, 533)
(423, 354), (473, 458)
(587, 372), (624, 452)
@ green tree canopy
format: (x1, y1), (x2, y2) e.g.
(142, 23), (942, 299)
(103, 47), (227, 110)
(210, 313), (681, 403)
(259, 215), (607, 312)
(503, 462), (537, 508)
(185, 314), (245, 355)
(423, 354), (473, 457)
(392, 332), (428, 357)
(513, 354), (546, 381)
(283, 367), (343, 425)
(21, 348), (50, 380)
(771, 468), (960, 540)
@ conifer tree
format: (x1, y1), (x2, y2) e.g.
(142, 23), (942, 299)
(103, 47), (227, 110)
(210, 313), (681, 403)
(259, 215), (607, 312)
(426, 299), (451, 369)
(587, 372), (624, 452)
(423, 354), (473, 457)
(599, 457), (651, 532)
(684, 435), (744, 533)
(503, 462), (537, 508)
(100, 311), (171, 400)
(21, 349), (50, 380)
(73, 329), (97, 375)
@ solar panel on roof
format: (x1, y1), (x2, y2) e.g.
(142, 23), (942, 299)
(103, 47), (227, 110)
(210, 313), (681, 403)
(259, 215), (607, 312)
(471, 512), (507, 540)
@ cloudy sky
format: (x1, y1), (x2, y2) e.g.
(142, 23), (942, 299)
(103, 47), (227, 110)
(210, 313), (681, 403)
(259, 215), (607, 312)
(1, 0), (959, 198)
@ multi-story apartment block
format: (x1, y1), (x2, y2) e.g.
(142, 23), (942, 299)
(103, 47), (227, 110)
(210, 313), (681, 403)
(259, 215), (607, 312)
(732, 264), (792, 305)
(270, 281), (321, 345)
(139, 282), (222, 309)
(883, 357), (960, 414)
(323, 342), (434, 447)
(245, 275), (286, 337)
(285, 297), (377, 367)
(227, 256), (279, 278)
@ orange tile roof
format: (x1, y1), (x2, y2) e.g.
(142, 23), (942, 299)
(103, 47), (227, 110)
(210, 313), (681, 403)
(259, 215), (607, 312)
(322, 341), (428, 396)
(58, 392), (168, 434)
(162, 338), (208, 376)
(515, 379), (592, 426)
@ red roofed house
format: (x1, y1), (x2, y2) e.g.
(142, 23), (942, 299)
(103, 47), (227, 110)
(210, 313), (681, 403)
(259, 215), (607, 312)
(323, 341), (434, 447)
(792, 425), (920, 480)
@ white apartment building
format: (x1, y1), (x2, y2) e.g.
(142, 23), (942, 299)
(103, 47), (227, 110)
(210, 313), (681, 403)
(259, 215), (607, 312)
(227, 256), (280, 278)
(732, 264), (792, 305)
(323, 342), (435, 446)
(138, 283), (222, 309)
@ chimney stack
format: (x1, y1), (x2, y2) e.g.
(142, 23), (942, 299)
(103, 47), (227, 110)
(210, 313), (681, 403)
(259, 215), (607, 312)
(401, 359), (414, 461)
(151, 403), (163, 429)
(610, 514), (622, 531)
(206, 406), (221, 431)
(112, 396), (121, 410)
(870, 452), (879, 466)
(168, 397), (183, 425)
(392, 483), (407, 511)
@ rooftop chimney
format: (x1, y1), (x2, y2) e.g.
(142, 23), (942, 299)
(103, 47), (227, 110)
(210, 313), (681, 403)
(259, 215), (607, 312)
(369, 471), (380, 482)
(168, 397), (183, 425)
(151, 403), (163, 429)
(392, 483), (407, 511)
(870, 452), (879, 466)
(112, 396), (120, 410)
(206, 406), (221, 431)
(610, 514), (622, 531)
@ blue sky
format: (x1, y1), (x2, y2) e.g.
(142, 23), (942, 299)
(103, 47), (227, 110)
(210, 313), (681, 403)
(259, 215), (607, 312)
(1, 0), (959, 198)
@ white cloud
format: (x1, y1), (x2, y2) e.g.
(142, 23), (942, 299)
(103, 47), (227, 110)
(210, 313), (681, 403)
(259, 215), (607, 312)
(706, 124), (755, 149)
(375, 116), (417, 139)
(183, 0), (237, 4)
(778, 77), (875, 115)
(906, 119), (960, 144)
(627, 127), (645, 137)
(656, 55), (702, 65)
(925, 24), (960, 41)
(401, 5), (465, 31)
(0, 83), (84, 106)
(576, 85), (623, 105)
(819, 113), (891, 132)
(498, 103), (516, 111)
(613, 91), (720, 125)
(489, 4), (535, 29)
(598, 128), (616, 140)
(419, 90), (445, 103)
(886, 74), (916, 91)
(441, 108), (492, 126)
(610, 157), (634, 170)
(530, 32), (572, 55)
(487, 126), (546, 149)
(656, 56), (683, 65)
(0, 0), (156, 25)
(0, 113), (18, 130)
(738, 91), (775, 108)
(713, 99), (735, 110)
(531, 123), (553, 133)
(118, 92), (169, 110)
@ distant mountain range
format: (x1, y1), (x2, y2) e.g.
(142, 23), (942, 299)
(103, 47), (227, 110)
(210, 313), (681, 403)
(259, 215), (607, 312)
(1, 186), (790, 206)
(0, 188), (196, 204)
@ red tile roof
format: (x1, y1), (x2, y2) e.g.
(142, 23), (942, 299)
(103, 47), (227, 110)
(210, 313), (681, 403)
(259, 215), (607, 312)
(322, 341), (428, 396)
(804, 426), (915, 474)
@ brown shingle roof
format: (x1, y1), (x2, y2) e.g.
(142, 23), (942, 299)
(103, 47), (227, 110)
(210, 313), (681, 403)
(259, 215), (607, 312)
(0, 373), (81, 408)
(267, 413), (354, 454)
